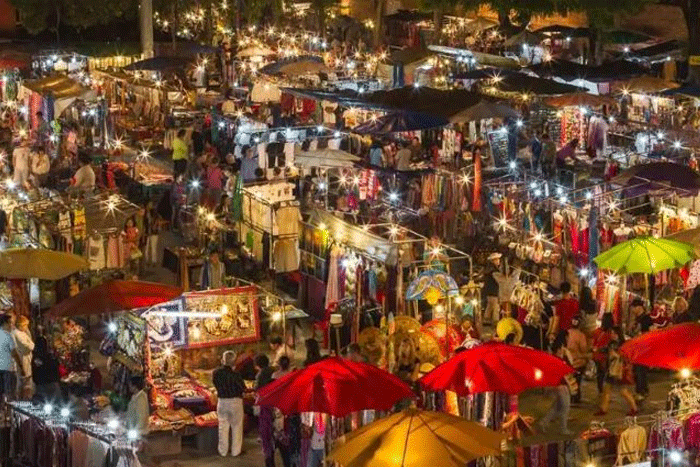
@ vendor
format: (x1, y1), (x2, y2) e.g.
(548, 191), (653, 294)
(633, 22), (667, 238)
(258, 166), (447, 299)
(124, 375), (149, 437)
(555, 138), (580, 168)
(200, 250), (225, 289)
(70, 151), (95, 192)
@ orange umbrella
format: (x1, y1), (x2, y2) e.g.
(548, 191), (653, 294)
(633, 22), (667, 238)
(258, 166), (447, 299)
(49, 280), (183, 317)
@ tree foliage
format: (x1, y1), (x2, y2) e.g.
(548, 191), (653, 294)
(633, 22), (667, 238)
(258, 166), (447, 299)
(11, 0), (134, 34)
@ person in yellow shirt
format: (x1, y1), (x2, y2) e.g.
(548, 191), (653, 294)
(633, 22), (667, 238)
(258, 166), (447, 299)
(172, 129), (189, 177)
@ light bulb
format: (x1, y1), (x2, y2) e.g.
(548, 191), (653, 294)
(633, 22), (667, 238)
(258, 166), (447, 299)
(107, 322), (117, 333)
(107, 419), (119, 430)
(272, 311), (282, 322)
(127, 429), (139, 441)
(669, 451), (682, 464)
(60, 407), (70, 418)
(681, 368), (692, 379)
(43, 403), (53, 414)
(534, 368), (543, 380)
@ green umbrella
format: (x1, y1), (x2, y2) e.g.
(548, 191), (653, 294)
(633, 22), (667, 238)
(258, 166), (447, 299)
(593, 236), (694, 275)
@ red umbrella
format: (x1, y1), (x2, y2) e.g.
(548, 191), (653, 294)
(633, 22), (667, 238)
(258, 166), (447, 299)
(620, 323), (700, 370)
(418, 342), (574, 396)
(256, 356), (415, 417)
(49, 280), (183, 317)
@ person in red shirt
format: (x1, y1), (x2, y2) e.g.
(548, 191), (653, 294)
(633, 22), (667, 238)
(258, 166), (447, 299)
(591, 313), (615, 394)
(549, 282), (580, 336)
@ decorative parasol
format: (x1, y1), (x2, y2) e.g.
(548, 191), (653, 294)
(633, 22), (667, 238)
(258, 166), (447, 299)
(593, 236), (694, 275)
(278, 60), (331, 76)
(406, 269), (459, 305)
(0, 248), (88, 280)
(620, 323), (700, 370)
(327, 408), (503, 467)
(256, 356), (414, 417)
(49, 280), (183, 317)
(420, 320), (465, 357)
(418, 341), (574, 396)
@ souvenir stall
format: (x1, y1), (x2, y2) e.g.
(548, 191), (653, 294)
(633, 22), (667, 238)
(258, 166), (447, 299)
(143, 286), (263, 452)
(237, 181), (301, 274)
(19, 75), (98, 132)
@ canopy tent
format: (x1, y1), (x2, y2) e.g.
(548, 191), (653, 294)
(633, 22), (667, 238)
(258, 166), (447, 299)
(610, 162), (700, 197)
(503, 30), (543, 47)
(613, 75), (680, 93)
(278, 60), (332, 76)
(535, 25), (589, 37)
(259, 55), (324, 76)
(530, 59), (647, 83)
(605, 29), (655, 45)
(22, 75), (97, 117)
(283, 86), (483, 120)
(453, 67), (516, 80)
(352, 111), (449, 134)
(489, 73), (585, 95)
(427, 45), (521, 69)
(449, 100), (519, 123)
(628, 40), (684, 63)
(544, 92), (618, 108)
(123, 56), (193, 71)
(237, 45), (276, 58)
(295, 148), (361, 167)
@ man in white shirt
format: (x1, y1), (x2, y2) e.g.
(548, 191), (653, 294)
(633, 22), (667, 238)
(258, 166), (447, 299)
(395, 142), (412, 172)
(125, 375), (149, 436)
(71, 152), (95, 191)
(0, 314), (22, 403)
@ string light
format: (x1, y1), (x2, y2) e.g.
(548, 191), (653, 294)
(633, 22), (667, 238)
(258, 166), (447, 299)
(43, 403), (53, 414)
(60, 407), (70, 418)
(454, 296), (464, 305)
(579, 268), (590, 278)
(107, 322), (118, 333)
(681, 368), (692, 379)
(534, 368), (543, 380)
(271, 311), (282, 322)
(107, 419), (119, 430)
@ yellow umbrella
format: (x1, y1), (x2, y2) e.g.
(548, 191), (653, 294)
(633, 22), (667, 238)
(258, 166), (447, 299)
(0, 248), (88, 280)
(327, 408), (503, 467)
